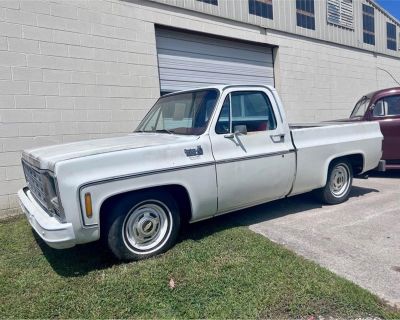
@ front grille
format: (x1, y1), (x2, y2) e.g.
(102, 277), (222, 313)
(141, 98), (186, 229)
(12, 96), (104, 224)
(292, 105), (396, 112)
(22, 161), (49, 211)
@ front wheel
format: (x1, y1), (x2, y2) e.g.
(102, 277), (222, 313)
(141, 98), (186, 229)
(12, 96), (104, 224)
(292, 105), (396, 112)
(104, 191), (181, 261)
(316, 159), (353, 205)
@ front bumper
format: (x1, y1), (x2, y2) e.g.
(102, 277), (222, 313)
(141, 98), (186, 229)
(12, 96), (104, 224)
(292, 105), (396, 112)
(18, 187), (76, 249)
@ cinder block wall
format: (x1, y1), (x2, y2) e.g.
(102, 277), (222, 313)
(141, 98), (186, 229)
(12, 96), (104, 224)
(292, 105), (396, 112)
(270, 31), (400, 122)
(0, 0), (161, 216)
(1, 0), (400, 217)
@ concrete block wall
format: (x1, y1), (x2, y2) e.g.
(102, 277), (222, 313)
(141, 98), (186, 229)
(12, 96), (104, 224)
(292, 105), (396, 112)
(269, 31), (400, 122)
(1, 0), (399, 217)
(0, 0), (275, 217)
(0, 0), (161, 217)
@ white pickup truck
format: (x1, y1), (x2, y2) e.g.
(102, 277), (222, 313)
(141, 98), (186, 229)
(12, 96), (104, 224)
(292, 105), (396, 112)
(18, 85), (383, 261)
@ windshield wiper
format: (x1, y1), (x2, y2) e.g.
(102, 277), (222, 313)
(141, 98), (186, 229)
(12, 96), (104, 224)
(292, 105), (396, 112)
(154, 129), (174, 134)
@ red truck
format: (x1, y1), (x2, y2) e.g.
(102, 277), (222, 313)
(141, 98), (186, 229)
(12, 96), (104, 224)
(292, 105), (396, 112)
(350, 87), (400, 170)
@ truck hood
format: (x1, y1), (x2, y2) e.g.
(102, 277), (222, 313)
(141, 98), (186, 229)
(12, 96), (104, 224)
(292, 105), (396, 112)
(22, 133), (199, 171)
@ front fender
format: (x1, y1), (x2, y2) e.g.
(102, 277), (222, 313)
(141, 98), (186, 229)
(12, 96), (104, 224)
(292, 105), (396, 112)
(78, 164), (218, 228)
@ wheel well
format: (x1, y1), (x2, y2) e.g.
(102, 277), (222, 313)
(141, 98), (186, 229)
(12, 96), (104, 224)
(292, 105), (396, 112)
(99, 185), (192, 229)
(331, 154), (364, 175)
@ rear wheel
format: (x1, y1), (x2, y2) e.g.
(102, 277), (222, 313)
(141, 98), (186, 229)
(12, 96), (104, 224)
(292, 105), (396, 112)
(104, 190), (181, 261)
(316, 159), (353, 205)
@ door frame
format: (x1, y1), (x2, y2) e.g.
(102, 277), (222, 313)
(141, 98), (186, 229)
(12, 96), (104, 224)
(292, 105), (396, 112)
(207, 86), (295, 213)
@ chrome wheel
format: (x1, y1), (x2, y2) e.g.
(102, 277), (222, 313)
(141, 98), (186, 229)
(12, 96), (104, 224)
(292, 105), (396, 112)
(329, 164), (350, 198)
(122, 200), (172, 254)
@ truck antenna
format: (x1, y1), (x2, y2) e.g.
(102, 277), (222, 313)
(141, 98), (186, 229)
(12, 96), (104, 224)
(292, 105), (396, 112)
(377, 67), (400, 86)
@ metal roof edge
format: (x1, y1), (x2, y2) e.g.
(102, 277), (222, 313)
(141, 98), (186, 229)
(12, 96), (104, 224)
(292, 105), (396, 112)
(367, 0), (400, 27)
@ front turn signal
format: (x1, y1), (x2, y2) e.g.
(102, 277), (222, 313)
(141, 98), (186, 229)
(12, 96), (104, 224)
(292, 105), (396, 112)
(84, 193), (93, 218)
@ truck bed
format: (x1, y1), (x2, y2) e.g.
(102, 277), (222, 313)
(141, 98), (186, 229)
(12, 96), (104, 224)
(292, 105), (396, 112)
(289, 121), (383, 196)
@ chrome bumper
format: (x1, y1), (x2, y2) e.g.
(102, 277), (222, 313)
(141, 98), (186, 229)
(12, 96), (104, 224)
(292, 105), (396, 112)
(18, 187), (75, 249)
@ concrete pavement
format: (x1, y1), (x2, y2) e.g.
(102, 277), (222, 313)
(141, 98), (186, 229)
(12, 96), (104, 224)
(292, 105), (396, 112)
(249, 172), (400, 307)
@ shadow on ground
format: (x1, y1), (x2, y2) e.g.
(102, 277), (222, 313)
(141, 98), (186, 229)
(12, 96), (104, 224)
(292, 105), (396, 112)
(36, 185), (378, 277)
(369, 170), (400, 179)
(34, 232), (120, 277)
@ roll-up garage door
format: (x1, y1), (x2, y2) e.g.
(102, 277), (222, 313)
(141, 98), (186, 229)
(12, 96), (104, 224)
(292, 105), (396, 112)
(155, 28), (274, 93)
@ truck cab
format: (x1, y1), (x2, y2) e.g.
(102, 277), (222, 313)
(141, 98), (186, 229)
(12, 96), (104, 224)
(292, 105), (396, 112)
(350, 87), (400, 169)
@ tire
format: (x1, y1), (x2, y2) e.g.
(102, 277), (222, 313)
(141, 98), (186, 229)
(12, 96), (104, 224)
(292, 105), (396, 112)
(104, 190), (181, 261)
(316, 159), (353, 205)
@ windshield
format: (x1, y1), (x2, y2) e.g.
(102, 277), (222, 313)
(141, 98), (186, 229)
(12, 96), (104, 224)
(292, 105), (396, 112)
(350, 97), (370, 118)
(136, 89), (219, 135)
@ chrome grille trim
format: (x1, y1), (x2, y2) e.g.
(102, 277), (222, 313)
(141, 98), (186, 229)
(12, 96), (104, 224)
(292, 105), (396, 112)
(22, 151), (41, 169)
(22, 161), (50, 211)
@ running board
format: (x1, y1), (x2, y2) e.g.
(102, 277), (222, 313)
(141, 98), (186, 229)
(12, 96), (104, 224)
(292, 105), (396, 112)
(385, 164), (400, 170)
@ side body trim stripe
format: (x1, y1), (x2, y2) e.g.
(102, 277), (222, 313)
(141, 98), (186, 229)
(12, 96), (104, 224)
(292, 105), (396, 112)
(215, 150), (294, 165)
(78, 149), (296, 227)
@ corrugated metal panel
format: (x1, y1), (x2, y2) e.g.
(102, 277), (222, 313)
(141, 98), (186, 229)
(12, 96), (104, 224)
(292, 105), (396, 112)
(148, 0), (400, 59)
(155, 28), (274, 92)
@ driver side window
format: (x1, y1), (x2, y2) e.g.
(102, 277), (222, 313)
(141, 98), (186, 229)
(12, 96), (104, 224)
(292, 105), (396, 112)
(373, 99), (386, 117)
(373, 95), (400, 117)
(215, 91), (277, 134)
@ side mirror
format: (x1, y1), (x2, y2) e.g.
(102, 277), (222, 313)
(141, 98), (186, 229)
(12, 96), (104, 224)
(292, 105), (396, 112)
(234, 125), (247, 135)
(368, 104), (375, 119)
(223, 125), (247, 139)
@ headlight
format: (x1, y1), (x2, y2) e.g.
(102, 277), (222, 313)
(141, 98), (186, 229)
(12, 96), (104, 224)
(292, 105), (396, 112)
(44, 174), (65, 222)
(22, 160), (65, 222)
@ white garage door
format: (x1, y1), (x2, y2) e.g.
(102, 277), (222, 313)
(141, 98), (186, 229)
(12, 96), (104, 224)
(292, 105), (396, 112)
(155, 28), (275, 94)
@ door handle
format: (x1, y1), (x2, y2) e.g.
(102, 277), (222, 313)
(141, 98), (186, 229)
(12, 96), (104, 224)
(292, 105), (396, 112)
(270, 133), (285, 142)
(224, 133), (235, 139)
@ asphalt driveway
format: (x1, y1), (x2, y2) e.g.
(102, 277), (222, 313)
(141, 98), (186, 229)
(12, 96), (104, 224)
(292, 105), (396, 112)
(249, 172), (400, 307)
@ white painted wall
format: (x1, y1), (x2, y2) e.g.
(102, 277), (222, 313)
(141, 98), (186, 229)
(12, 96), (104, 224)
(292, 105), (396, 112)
(0, 0), (399, 216)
